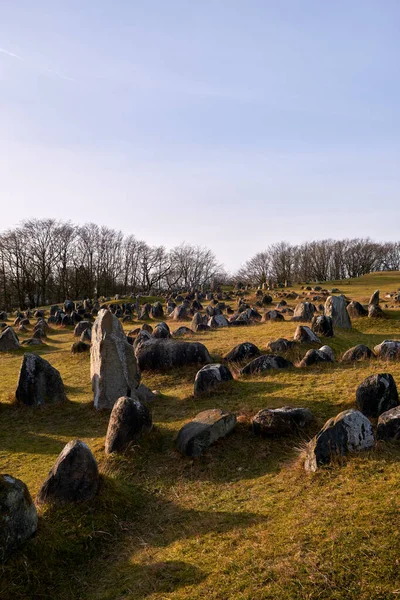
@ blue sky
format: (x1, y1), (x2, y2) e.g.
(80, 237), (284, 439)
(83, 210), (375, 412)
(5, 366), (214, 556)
(1, 1), (400, 271)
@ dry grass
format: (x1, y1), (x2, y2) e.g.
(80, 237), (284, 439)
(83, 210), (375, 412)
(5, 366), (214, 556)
(1, 272), (400, 599)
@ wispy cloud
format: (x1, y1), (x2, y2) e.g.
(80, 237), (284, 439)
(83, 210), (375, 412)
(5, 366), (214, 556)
(0, 45), (74, 81)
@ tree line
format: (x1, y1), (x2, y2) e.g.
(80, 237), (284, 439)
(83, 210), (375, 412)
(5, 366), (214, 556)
(1, 220), (399, 309)
(0, 219), (224, 309)
(235, 239), (400, 286)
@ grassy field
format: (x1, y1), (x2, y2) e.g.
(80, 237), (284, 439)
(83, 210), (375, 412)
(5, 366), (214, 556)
(1, 272), (400, 599)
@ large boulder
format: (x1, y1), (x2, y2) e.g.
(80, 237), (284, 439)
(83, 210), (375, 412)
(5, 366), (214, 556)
(346, 301), (368, 319)
(105, 395), (152, 454)
(194, 364), (233, 395)
(207, 314), (229, 328)
(74, 321), (91, 337)
(355, 373), (398, 418)
(240, 354), (293, 375)
(135, 339), (211, 371)
(152, 322), (171, 339)
(224, 342), (260, 363)
(342, 344), (373, 363)
(37, 440), (99, 504)
(90, 309), (140, 410)
(298, 346), (334, 367)
(0, 327), (20, 351)
(369, 289), (380, 307)
(293, 326), (320, 344)
(377, 406), (400, 440)
(266, 338), (295, 353)
(304, 409), (375, 472)
(311, 315), (333, 338)
(176, 409), (237, 457)
(252, 407), (313, 436)
(374, 340), (400, 360)
(324, 295), (351, 329)
(293, 302), (316, 322)
(16, 354), (67, 406)
(0, 475), (38, 561)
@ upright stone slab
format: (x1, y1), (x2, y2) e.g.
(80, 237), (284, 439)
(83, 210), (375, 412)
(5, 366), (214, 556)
(324, 295), (351, 329)
(0, 475), (38, 561)
(91, 309), (140, 410)
(16, 354), (67, 406)
(0, 327), (20, 351)
(369, 289), (380, 307)
(105, 395), (152, 454)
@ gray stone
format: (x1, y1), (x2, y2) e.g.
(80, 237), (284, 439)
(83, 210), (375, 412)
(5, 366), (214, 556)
(252, 407), (313, 436)
(0, 327), (20, 351)
(71, 341), (90, 354)
(368, 304), (384, 318)
(224, 342), (260, 362)
(90, 309), (140, 410)
(16, 354), (67, 406)
(373, 340), (400, 360)
(293, 302), (316, 322)
(266, 338), (295, 354)
(135, 339), (211, 371)
(369, 289), (380, 307)
(37, 440), (99, 504)
(304, 409), (375, 472)
(74, 321), (92, 337)
(346, 301), (368, 318)
(135, 383), (157, 403)
(240, 354), (293, 375)
(356, 373), (398, 418)
(293, 326), (320, 344)
(105, 395), (152, 454)
(0, 474), (38, 561)
(194, 364), (233, 395)
(377, 406), (400, 440)
(153, 322), (171, 339)
(311, 315), (334, 338)
(172, 326), (193, 337)
(342, 344), (373, 363)
(176, 409), (237, 457)
(324, 295), (352, 329)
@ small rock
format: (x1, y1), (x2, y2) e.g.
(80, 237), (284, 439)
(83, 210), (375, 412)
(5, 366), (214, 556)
(293, 326), (320, 344)
(356, 373), (399, 418)
(252, 407), (313, 436)
(342, 344), (373, 363)
(176, 409), (237, 457)
(194, 364), (233, 395)
(224, 342), (260, 362)
(105, 395), (152, 454)
(240, 354), (293, 375)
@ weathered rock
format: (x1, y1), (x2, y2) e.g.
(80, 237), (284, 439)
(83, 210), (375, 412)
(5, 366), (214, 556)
(252, 407), (313, 436)
(356, 373), (399, 418)
(16, 354), (67, 406)
(105, 395), (152, 454)
(0, 327), (20, 351)
(152, 322), (171, 339)
(172, 326), (193, 337)
(73, 321), (92, 337)
(190, 313), (208, 332)
(135, 339), (211, 371)
(298, 346), (334, 367)
(141, 323), (153, 334)
(224, 342), (260, 363)
(0, 475), (38, 561)
(135, 383), (157, 403)
(311, 315), (334, 338)
(369, 289), (380, 307)
(240, 354), (293, 375)
(262, 310), (284, 322)
(37, 440), (99, 504)
(90, 309), (140, 410)
(374, 340), (400, 360)
(342, 344), (373, 363)
(71, 341), (90, 354)
(346, 301), (368, 318)
(194, 364), (233, 395)
(80, 328), (92, 343)
(150, 302), (164, 319)
(376, 406), (400, 440)
(266, 338), (295, 354)
(368, 304), (384, 318)
(262, 294), (273, 305)
(293, 326), (320, 344)
(324, 295), (352, 329)
(21, 338), (43, 346)
(170, 305), (188, 321)
(176, 409), (237, 457)
(293, 302), (316, 322)
(207, 314), (229, 328)
(304, 409), (375, 472)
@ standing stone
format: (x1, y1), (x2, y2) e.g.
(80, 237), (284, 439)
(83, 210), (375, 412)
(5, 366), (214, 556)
(0, 475), (38, 561)
(304, 409), (375, 472)
(0, 327), (20, 351)
(324, 295), (352, 329)
(346, 301), (368, 318)
(37, 440), (99, 504)
(194, 364), (233, 395)
(105, 395), (152, 454)
(293, 302), (316, 322)
(293, 326), (320, 344)
(16, 354), (67, 406)
(91, 309), (140, 410)
(355, 373), (399, 418)
(176, 409), (237, 457)
(369, 289), (380, 307)
(368, 304), (384, 318)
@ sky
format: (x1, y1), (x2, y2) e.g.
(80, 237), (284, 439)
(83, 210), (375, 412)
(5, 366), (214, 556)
(1, 1), (400, 272)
